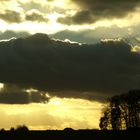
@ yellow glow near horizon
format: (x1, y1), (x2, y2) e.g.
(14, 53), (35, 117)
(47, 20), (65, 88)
(49, 98), (62, 105)
(0, 97), (103, 130)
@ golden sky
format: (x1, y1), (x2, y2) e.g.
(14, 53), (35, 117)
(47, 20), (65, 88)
(0, 0), (140, 130)
(0, 97), (103, 130)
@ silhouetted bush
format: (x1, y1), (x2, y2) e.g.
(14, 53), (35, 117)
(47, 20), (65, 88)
(63, 128), (74, 131)
(15, 125), (29, 132)
(0, 128), (5, 132)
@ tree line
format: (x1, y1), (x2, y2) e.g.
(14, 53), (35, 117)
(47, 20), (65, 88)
(100, 90), (140, 130)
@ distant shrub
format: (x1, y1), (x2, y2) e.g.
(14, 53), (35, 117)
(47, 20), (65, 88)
(15, 125), (29, 132)
(63, 128), (74, 131)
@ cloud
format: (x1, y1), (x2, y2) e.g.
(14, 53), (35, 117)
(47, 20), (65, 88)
(0, 30), (30, 40)
(58, 0), (140, 24)
(58, 10), (94, 25)
(0, 33), (140, 102)
(0, 9), (48, 23)
(0, 10), (22, 23)
(50, 26), (130, 44)
(0, 91), (48, 104)
(0, 84), (49, 104)
(25, 9), (48, 22)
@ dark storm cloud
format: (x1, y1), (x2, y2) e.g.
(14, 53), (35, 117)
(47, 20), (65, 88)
(0, 91), (49, 104)
(0, 84), (49, 104)
(0, 10), (22, 23)
(58, 0), (140, 24)
(58, 10), (94, 25)
(0, 33), (140, 102)
(25, 10), (48, 22)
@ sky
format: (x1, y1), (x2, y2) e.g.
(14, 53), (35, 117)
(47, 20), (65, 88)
(0, 0), (140, 130)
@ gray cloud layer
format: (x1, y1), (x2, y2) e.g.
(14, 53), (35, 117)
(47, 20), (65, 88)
(0, 30), (30, 40)
(50, 25), (130, 44)
(58, 0), (140, 24)
(0, 33), (140, 102)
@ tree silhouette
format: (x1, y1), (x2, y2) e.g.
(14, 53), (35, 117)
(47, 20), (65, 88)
(100, 90), (140, 130)
(99, 109), (110, 130)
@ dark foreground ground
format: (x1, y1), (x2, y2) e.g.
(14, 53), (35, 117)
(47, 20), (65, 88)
(0, 129), (140, 140)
